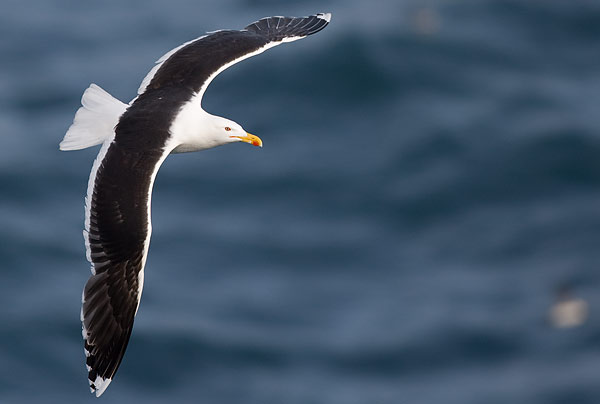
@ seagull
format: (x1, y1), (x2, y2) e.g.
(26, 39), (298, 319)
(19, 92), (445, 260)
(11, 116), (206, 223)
(60, 13), (331, 397)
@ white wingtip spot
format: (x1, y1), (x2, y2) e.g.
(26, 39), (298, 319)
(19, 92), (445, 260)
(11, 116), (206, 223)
(92, 376), (112, 397)
(318, 12), (332, 22)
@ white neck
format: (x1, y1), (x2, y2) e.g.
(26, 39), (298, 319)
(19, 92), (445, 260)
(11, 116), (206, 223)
(169, 93), (225, 153)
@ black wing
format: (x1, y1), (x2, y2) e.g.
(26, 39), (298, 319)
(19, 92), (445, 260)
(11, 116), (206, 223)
(138, 13), (331, 98)
(81, 99), (172, 396)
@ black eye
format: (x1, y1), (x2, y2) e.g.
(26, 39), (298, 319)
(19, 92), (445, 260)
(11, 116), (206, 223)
(225, 127), (232, 132)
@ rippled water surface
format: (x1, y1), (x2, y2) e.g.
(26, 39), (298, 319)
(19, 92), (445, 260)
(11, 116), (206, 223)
(2, 1), (600, 403)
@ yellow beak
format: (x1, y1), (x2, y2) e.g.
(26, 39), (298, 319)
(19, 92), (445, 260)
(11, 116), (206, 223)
(230, 133), (263, 147)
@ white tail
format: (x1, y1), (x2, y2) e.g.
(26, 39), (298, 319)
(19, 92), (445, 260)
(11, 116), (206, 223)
(60, 84), (128, 151)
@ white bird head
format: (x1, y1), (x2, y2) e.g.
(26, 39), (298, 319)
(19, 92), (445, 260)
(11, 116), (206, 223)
(170, 109), (263, 153)
(211, 115), (263, 148)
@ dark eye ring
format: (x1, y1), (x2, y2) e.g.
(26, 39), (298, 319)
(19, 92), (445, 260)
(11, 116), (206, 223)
(225, 127), (232, 132)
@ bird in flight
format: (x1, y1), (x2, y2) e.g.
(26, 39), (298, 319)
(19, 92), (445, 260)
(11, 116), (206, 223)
(60, 13), (331, 397)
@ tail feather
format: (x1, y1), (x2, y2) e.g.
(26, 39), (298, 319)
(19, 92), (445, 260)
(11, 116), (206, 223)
(60, 84), (127, 151)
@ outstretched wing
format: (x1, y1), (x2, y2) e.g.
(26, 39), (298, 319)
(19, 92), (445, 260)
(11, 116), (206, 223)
(81, 99), (174, 396)
(137, 13), (331, 101)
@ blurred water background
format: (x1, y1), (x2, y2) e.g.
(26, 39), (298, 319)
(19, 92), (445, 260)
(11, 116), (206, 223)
(2, 0), (600, 403)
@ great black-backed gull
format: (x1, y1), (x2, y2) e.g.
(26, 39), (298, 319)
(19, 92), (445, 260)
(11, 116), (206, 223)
(60, 13), (331, 397)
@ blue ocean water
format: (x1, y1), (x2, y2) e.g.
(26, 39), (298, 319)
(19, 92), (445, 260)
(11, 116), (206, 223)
(2, 0), (600, 402)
